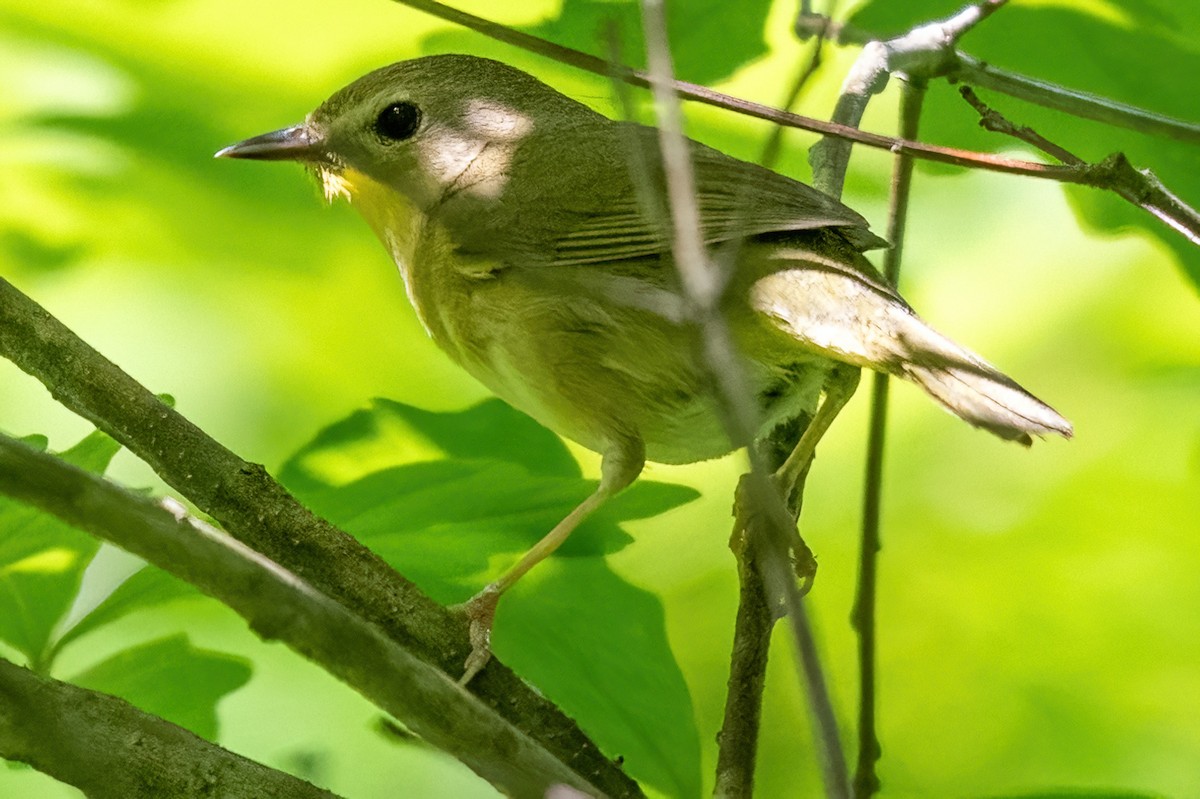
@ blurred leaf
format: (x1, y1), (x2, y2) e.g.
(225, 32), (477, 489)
(422, 0), (772, 86)
(284, 400), (701, 797)
(53, 565), (199, 652)
(0, 430), (119, 666)
(981, 792), (1164, 799)
(848, 0), (1200, 286)
(71, 633), (252, 741)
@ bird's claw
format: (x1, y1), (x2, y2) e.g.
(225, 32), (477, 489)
(457, 584), (501, 686)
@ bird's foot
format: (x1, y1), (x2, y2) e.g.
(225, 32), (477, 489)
(456, 584), (501, 686)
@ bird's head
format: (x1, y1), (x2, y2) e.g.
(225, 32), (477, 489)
(217, 54), (596, 216)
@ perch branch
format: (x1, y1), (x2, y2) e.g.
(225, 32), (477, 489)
(713, 16), (837, 794)
(639, 2), (849, 796)
(0, 435), (600, 798)
(0, 655), (341, 799)
(0, 277), (639, 798)
(852, 77), (927, 799)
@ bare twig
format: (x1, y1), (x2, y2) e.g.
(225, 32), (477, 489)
(794, 13), (1200, 145)
(713, 511), (776, 799)
(0, 655), (341, 799)
(810, 0), (1010, 195)
(960, 86), (1082, 164)
(0, 278), (640, 798)
(0, 435), (603, 798)
(960, 88), (1200, 245)
(852, 78), (927, 799)
(639, 2), (850, 796)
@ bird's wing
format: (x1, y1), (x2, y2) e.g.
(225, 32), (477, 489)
(447, 122), (887, 269)
(550, 127), (886, 266)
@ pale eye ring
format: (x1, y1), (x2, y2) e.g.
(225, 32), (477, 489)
(375, 101), (421, 141)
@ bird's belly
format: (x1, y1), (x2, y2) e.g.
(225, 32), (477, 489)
(437, 273), (829, 465)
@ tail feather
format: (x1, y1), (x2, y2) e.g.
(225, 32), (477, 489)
(902, 355), (1073, 446)
(752, 245), (1073, 445)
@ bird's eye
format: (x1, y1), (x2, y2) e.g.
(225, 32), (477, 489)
(375, 101), (422, 142)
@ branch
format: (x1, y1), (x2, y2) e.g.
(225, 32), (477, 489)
(0, 435), (601, 798)
(0, 278), (639, 797)
(960, 88), (1200, 245)
(639, 2), (849, 796)
(795, 11), (1200, 145)
(714, 22), (838, 794)
(852, 78), (927, 799)
(810, 0), (1010, 195)
(382, 0), (1087, 182)
(0, 656), (341, 799)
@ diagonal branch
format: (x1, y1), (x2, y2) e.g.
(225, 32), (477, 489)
(960, 87), (1200, 246)
(380, 0), (1083, 181)
(0, 277), (640, 798)
(0, 435), (601, 798)
(0, 655), (342, 799)
(852, 77), (928, 799)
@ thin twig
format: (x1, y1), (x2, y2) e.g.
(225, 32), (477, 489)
(0, 655), (342, 799)
(0, 436), (603, 798)
(638, 2), (850, 796)
(0, 278), (640, 798)
(960, 86), (1082, 164)
(713, 18), (838, 795)
(852, 77), (927, 799)
(960, 88), (1200, 246)
(810, 0), (1009, 195)
(794, 13), (1200, 145)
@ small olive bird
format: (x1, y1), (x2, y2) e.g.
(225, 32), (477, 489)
(218, 54), (1071, 682)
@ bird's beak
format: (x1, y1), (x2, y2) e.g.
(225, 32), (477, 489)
(214, 124), (323, 162)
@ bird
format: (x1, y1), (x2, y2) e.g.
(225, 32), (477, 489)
(217, 54), (1071, 682)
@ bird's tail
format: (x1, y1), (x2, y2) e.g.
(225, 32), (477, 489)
(894, 324), (1073, 446)
(753, 246), (1073, 446)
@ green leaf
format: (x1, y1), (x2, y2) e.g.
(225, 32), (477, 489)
(71, 633), (252, 741)
(284, 400), (702, 797)
(848, 0), (1200, 287)
(54, 565), (199, 652)
(980, 792), (1164, 799)
(502, 558), (702, 799)
(0, 430), (121, 666)
(279, 397), (579, 493)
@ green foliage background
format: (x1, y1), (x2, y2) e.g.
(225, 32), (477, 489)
(1, 0), (1198, 796)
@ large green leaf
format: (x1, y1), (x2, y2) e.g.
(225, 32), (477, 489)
(285, 399), (703, 798)
(0, 431), (118, 667)
(848, 0), (1200, 286)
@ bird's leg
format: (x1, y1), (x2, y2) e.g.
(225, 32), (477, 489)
(457, 441), (644, 685)
(775, 364), (862, 588)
